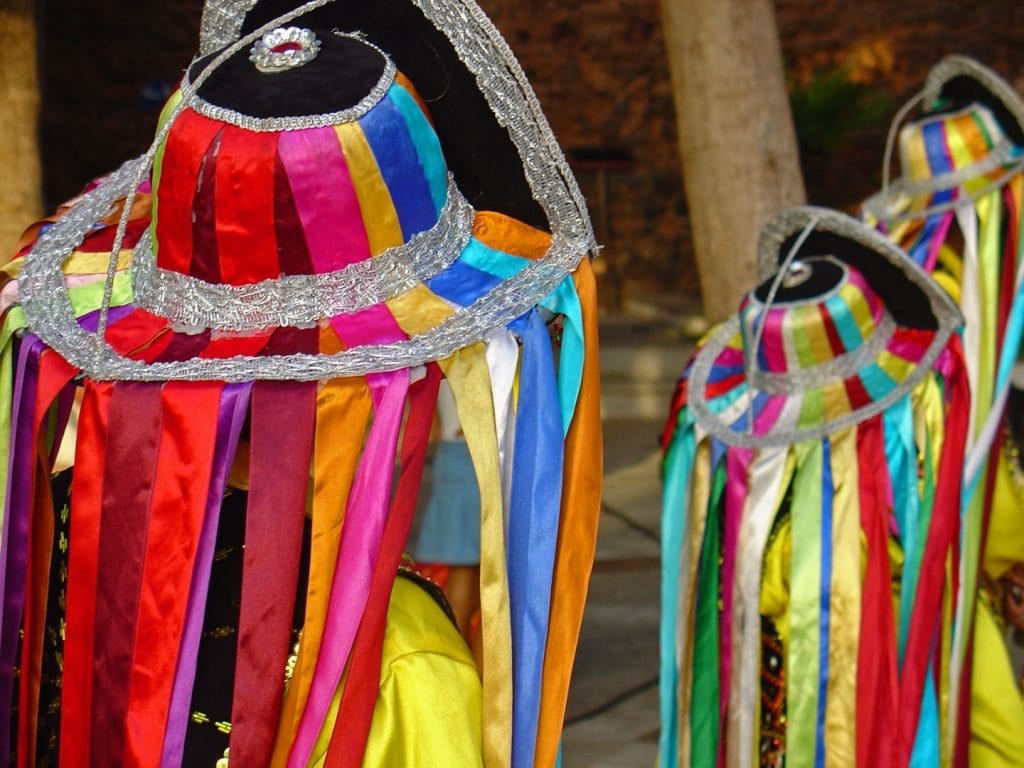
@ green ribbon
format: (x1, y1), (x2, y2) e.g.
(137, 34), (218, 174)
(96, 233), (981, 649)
(787, 440), (825, 766)
(690, 456), (726, 767)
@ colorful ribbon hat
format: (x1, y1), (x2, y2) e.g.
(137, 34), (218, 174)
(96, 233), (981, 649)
(1, 1), (603, 766)
(862, 55), (1024, 224)
(19, 0), (596, 381)
(689, 206), (961, 448)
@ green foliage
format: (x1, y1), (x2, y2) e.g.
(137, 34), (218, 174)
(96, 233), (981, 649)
(789, 67), (893, 155)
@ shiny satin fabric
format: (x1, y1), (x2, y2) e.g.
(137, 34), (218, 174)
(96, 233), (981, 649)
(875, 109), (1024, 761)
(660, 410), (696, 768)
(162, 383), (251, 767)
(2, 134), (601, 767)
(0, 338), (42, 760)
(442, 345), (513, 768)
(535, 258), (602, 768)
(311, 577), (484, 768)
(16, 350), (78, 765)
(59, 381), (113, 768)
(786, 440), (825, 768)
(288, 372), (408, 766)
(661, 350), (967, 767)
(855, 419), (897, 768)
(124, 382), (224, 766)
(270, 377), (372, 764)
(231, 382), (317, 766)
(322, 365), (441, 767)
(690, 460), (726, 768)
(728, 447), (792, 768)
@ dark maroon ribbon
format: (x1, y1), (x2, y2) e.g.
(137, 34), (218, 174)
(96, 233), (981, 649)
(89, 381), (164, 764)
(228, 380), (316, 766)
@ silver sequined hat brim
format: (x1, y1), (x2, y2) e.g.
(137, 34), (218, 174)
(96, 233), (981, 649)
(689, 206), (962, 449)
(19, 0), (596, 382)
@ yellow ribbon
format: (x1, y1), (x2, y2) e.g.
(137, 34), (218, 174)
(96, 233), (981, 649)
(441, 344), (512, 768)
(334, 123), (404, 255)
(825, 426), (860, 767)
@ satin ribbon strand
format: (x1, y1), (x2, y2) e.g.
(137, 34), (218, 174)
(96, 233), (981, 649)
(441, 345), (513, 768)
(322, 364), (441, 767)
(230, 381), (317, 767)
(287, 371), (409, 767)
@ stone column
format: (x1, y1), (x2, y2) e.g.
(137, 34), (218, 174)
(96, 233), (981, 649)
(661, 0), (806, 322)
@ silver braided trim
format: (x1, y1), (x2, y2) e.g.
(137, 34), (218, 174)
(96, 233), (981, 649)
(923, 55), (1024, 138)
(697, 205), (963, 447)
(862, 159), (1024, 224)
(19, 158), (589, 381)
(862, 132), (1022, 221)
(132, 179), (473, 330)
(415, 0), (594, 246)
(183, 33), (397, 132)
(747, 313), (897, 395)
(200, 0), (258, 54)
(18, 0), (594, 381)
(686, 314), (954, 449)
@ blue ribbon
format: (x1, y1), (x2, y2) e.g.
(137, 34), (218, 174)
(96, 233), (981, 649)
(360, 89), (438, 238)
(506, 308), (563, 768)
(387, 84), (448, 216)
(427, 244), (565, 768)
(460, 241), (585, 435)
(815, 440), (834, 768)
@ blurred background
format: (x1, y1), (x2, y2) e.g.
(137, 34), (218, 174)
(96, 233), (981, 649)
(3, 0), (1024, 313)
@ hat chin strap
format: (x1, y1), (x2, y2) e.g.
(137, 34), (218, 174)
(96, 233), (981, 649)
(743, 213), (821, 437)
(880, 89), (925, 208)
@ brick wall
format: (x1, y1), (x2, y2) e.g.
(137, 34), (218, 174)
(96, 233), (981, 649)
(35, 0), (1024, 302)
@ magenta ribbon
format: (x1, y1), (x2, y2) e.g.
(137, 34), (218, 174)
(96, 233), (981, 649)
(719, 447), (752, 767)
(287, 369), (410, 767)
(278, 127), (370, 272)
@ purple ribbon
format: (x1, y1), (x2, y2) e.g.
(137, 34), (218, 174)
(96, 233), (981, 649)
(0, 336), (45, 758)
(160, 382), (252, 767)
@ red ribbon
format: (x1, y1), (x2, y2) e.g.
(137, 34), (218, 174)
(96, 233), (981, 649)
(214, 126), (281, 284)
(855, 416), (898, 768)
(154, 109), (224, 275)
(89, 382), (164, 765)
(123, 382), (224, 765)
(60, 381), (113, 768)
(897, 341), (969, 764)
(324, 364), (441, 767)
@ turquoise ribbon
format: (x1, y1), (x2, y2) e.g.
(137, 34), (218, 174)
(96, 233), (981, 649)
(460, 241), (585, 434)
(659, 410), (696, 768)
(884, 396), (919, 659)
